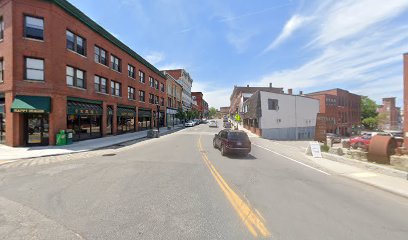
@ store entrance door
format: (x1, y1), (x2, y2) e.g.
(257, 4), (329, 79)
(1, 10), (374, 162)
(25, 114), (49, 146)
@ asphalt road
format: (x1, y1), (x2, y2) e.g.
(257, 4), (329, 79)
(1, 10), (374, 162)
(0, 120), (408, 239)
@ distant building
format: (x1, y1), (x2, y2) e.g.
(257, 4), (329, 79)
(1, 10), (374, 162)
(306, 88), (361, 136)
(203, 99), (209, 117)
(230, 84), (283, 115)
(377, 97), (402, 131)
(164, 69), (193, 111)
(242, 91), (319, 140)
(162, 71), (183, 126)
(191, 92), (208, 118)
(219, 107), (230, 116)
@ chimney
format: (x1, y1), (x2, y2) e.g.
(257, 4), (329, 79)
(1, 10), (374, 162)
(247, 84), (249, 87)
(269, 83), (272, 88)
(288, 89), (293, 95)
(299, 91), (303, 95)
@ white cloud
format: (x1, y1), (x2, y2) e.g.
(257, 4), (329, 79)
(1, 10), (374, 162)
(158, 63), (186, 71)
(191, 81), (232, 109)
(264, 15), (310, 52)
(145, 52), (165, 65)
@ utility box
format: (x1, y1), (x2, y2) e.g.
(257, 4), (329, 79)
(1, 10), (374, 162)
(56, 130), (67, 146)
(147, 129), (159, 138)
(66, 130), (73, 145)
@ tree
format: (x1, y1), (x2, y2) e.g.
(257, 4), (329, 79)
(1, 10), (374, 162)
(209, 107), (217, 118)
(175, 108), (185, 121)
(361, 96), (379, 130)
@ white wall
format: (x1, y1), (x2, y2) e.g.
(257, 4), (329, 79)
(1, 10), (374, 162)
(259, 92), (319, 129)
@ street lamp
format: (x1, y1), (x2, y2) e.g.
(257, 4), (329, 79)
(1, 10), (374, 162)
(156, 104), (160, 133)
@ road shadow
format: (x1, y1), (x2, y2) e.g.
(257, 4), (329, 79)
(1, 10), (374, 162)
(225, 153), (257, 160)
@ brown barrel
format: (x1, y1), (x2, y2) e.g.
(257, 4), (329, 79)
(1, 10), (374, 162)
(367, 135), (397, 164)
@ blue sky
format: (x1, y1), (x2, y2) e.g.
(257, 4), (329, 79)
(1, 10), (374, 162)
(69, 0), (408, 109)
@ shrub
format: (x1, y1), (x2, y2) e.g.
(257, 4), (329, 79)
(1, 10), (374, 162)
(321, 144), (330, 152)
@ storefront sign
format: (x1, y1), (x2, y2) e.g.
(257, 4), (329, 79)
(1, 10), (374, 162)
(12, 109), (45, 113)
(306, 141), (322, 158)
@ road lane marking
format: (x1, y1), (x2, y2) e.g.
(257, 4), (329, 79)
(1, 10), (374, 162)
(252, 143), (331, 176)
(198, 136), (271, 238)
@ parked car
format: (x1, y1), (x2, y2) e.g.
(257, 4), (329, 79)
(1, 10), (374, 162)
(184, 121), (195, 127)
(350, 135), (371, 149)
(224, 122), (232, 129)
(192, 119), (200, 125)
(223, 117), (228, 123)
(209, 120), (218, 128)
(213, 130), (251, 156)
(326, 133), (341, 143)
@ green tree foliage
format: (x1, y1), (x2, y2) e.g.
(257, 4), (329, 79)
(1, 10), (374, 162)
(209, 107), (217, 118)
(175, 108), (185, 121)
(361, 96), (379, 130)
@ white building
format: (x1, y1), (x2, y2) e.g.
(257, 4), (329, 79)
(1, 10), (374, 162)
(243, 91), (319, 140)
(162, 69), (193, 111)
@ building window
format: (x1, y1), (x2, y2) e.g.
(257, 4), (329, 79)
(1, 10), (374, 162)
(268, 99), (279, 110)
(111, 80), (121, 96)
(66, 66), (85, 88)
(66, 30), (86, 56)
(128, 86), (135, 100)
(149, 93), (154, 104)
(155, 95), (159, 105)
(0, 17), (4, 40)
(139, 90), (145, 102)
(139, 71), (145, 83)
(24, 16), (44, 40)
(94, 46), (107, 65)
(168, 97), (172, 107)
(0, 59), (3, 82)
(160, 83), (165, 92)
(111, 55), (121, 72)
(128, 64), (135, 79)
(149, 77), (154, 88)
(155, 80), (159, 90)
(94, 75), (107, 93)
(160, 97), (164, 106)
(25, 57), (44, 81)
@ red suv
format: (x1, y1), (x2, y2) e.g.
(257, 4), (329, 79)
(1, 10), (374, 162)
(350, 134), (371, 149)
(213, 130), (251, 156)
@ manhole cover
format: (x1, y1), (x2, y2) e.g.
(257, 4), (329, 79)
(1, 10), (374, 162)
(102, 153), (117, 157)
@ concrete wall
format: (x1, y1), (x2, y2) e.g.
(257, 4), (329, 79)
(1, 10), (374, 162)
(259, 92), (319, 140)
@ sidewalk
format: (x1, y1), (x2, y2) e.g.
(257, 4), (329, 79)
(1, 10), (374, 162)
(0, 125), (184, 161)
(237, 122), (408, 199)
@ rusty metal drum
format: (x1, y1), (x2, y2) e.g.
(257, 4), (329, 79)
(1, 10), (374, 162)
(367, 135), (397, 164)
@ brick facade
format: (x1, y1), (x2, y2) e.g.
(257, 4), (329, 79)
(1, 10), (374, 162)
(403, 53), (408, 147)
(377, 97), (401, 131)
(0, 0), (166, 146)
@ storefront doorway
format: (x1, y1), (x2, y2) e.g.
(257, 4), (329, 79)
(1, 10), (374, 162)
(25, 113), (49, 146)
(0, 101), (5, 144)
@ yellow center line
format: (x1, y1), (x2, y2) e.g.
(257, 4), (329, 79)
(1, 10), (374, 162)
(197, 135), (271, 238)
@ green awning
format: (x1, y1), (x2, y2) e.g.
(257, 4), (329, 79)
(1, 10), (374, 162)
(117, 107), (136, 117)
(67, 101), (102, 115)
(138, 109), (152, 118)
(11, 95), (51, 113)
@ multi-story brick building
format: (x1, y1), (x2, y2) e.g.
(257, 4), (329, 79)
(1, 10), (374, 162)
(0, 0), (167, 147)
(164, 69), (193, 112)
(191, 92), (208, 118)
(403, 53), (408, 147)
(229, 84), (283, 115)
(163, 70), (183, 126)
(219, 107), (230, 117)
(377, 97), (402, 131)
(306, 88), (361, 136)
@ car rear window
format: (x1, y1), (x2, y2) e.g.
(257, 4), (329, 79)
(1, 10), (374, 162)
(228, 132), (249, 140)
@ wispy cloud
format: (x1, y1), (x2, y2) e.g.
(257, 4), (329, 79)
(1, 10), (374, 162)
(264, 15), (311, 52)
(144, 51), (165, 65)
(220, 3), (292, 23)
(192, 82), (232, 109)
(256, 0), (408, 105)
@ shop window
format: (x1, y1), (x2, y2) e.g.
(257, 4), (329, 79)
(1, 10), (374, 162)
(139, 90), (145, 102)
(110, 55), (121, 72)
(66, 66), (85, 88)
(139, 71), (145, 83)
(94, 75), (107, 93)
(94, 45), (107, 65)
(128, 64), (135, 79)
(24, 16), (44, 40)
(66, 30), (86, 56)
(111, 80), (121, 96)
(25, 57), (44, 81)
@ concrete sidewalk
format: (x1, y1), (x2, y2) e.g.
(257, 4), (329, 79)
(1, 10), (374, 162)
(0, 125), (184, 161)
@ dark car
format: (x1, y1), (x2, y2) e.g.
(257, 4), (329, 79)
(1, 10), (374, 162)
(326, 133), (341, 143)
(213, 130), (251, 156)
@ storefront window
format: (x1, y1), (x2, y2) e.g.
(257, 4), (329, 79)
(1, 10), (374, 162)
(117, 116), (136, 134)
(0, 102), (5, 144)
(66, 101), (102, 141)
(138, 110), (152, 131)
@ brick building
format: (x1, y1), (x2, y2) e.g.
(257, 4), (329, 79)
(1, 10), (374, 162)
(164, 69), (193, 111)
(191, 92), (208, 118)
(162, 70), (183, 126)
(219, 107), (230, 116)
(306, 88), (361, 136)
(403, 53), (408, 147)
(229, 84), (283, 115)
(377, 97), (402, 131)
(0, 0), (167, 147)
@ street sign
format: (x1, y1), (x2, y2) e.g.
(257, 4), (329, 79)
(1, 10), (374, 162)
(307, 141), (322, 158)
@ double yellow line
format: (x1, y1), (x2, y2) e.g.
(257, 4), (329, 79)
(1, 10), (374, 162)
(197, 136), (271, 238)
